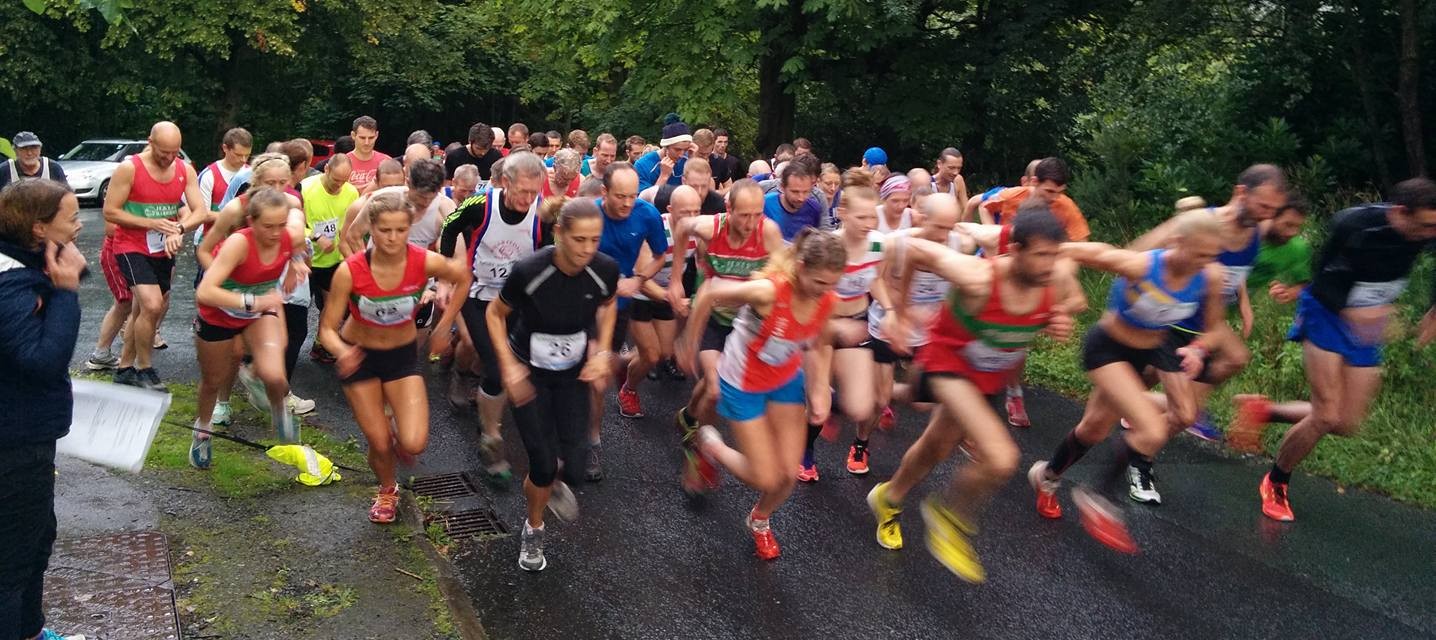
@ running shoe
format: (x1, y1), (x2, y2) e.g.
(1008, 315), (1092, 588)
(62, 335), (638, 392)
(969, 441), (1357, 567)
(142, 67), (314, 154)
(478, 434), (512, 478)
(286, 392), (316, 415)
(796, 462), (820, 483)
(878, 405), (896, 431)
(1072, 486), (1138, 554)
(275, 410), (300, 443)
(1185, 411), (1221, 442)
(921, 496), (985, 583)
(1230, 396), (1272, 453)
(112, 366), (140, 387)
(661, 359), (687, 381)
(446, 371), (472, 409)
(210, 401), (233, 427)
(309, 343), (337, 364)
(682, 446), (721, 494)
(136, 367), (167, 392)
(188, 434), (211, 470)
(676, 407), (698, 441)
(369, 486), (400, 524)
(1259, 473), (1294, 522)
(746, 512), (781, 561)
(85, 350), (119, 371)
(547, 481), (579, 522)
(237, 365), (270, 414)
(519, 525), (547, 572)
(617, 385), (644, 418)
(1006, 394), (1031, 427)
(1028, 460), (1063, 519)
(585, 442), (603, 482)
(1127, 465), (1161, 505)
(153, 334), (168, 350)
(867, 482), (903, 550)
(846, 445), (870, 475)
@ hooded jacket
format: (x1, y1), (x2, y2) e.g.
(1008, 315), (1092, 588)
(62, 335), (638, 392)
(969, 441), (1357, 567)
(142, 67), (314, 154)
(0, 238), (79, 446)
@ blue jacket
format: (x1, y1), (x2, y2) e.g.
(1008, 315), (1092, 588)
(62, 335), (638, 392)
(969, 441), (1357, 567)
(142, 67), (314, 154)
(0, 239), (80, 446)
(632, 150), (686, 192)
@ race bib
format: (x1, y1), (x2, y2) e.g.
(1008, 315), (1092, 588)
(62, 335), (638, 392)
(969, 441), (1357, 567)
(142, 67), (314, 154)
(757, 336), (803, 367)
(529, 330), (585, 371)
(146, 228), (168, 254)
(836, 265), (877, 299)
(910, 271), (949, 304)
(1347, 279), (1408, 308)
(1129, 293), (1199, 326)
(1222, 265), (1253, 301)
(316, 218), (339, 240)
(357, 294), (418, 326)
(963, 341), (1027, 372)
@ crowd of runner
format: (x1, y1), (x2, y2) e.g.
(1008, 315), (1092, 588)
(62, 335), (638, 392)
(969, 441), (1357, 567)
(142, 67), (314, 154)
(4, 111), (1436, 593)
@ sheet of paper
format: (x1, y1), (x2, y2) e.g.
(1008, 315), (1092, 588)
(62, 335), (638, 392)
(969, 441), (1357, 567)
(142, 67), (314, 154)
(58, 379), (171, 473)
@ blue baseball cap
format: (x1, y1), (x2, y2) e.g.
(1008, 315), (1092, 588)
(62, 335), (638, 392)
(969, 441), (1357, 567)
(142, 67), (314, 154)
(863, 147), (888, 166)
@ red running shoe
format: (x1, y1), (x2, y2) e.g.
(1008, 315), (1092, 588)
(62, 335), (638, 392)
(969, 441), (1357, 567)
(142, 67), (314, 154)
(1230, 396), (1272, 453)
(747, 513), (781, 560)
(878, 405), (896, 431)
(1259, 473), (1295, 522)
(846, 445), (870, 475)
(368, 485), (400, 524)
(618, 385), (644, 418)
(796, 463), (820, 483)
(1006, 394), (1031, 427)
(681, 445), (720, 494)
(1072, 486), (1138, 554)
(1028, 461), (1063, 519)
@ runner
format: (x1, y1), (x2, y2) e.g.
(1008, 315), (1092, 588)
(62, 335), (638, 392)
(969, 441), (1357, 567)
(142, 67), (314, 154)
(1243, 178), (1436, 522)
(678, 228), (844, 560)
(452, 151), (548, 480)
(83, 223), (131, 371)
(669, 180), (786, 479)
(302, 152), (360, 363)
(801, 172), (889, 480)
(346, 116), (392, 191)
(319, 192), (472, 523)
(545, 149), (582, 198)
(868, 207), (1080, 582)
(587, 162), (668, 480)
(1251, 192), (1313, 304)
(446, 164), (480, 205)
(506, 123), (530, 154)
(340, 159), (450, 255)
(486, 198), (619, 571)
(1028, 210), (1228, 553)
(580, 133), (619, 193)
(444, 123), (503, 181)
(710, 128), (740, 191)
(931, 148), (969, 205)
(763, 155), (826, 240)
(964, 159), (1041, 224)
(619, 185), (702, 417)
(194, 128), (252, 248)
(566, 129), (592, 176)
(189, 187), (308, 469)
(877, 175), (923, 232)
(104, 121), (208, 391)
(634, 115), (691, 191)
(625, 135), (647, 163)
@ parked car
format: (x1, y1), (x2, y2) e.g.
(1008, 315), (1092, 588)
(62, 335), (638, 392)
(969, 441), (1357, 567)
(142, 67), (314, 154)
(59, 139), (192, 203)
(309, 139), (335, 168)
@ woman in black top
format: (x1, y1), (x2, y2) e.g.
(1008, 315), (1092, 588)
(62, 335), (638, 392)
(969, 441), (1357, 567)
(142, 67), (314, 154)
(486, 198), (619, 572)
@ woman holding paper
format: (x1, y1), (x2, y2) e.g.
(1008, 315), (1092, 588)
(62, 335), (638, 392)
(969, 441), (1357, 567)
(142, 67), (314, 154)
(318, 192), (471, 524)
(0, 179), (86, 640)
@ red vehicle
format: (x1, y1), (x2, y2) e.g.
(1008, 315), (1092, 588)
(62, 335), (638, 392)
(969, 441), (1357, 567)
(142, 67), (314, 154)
(309, 139), (335, 167)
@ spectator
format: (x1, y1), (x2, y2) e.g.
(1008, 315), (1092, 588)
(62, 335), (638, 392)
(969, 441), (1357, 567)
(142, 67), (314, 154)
(0, 132), (68, 190)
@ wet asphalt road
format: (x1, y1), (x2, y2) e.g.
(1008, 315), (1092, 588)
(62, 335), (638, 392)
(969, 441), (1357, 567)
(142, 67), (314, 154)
(66, 207), (1436, 640)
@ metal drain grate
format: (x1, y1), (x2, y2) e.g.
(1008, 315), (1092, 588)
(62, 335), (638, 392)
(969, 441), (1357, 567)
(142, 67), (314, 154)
(409, 472), (480, 500)
(45, 531), (179, 640)
(427, 508), (509, 539)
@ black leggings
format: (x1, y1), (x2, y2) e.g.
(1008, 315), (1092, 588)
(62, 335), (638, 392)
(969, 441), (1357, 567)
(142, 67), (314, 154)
(283, 303), (307, 382)
(511, 374), (590, 488)
(0, 443), (57, 639)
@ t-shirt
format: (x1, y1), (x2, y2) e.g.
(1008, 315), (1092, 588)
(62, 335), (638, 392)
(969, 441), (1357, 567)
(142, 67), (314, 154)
(500, 246), (619, 375)
(444, 145), (503, 181)
(648, 183), (726, 215)
(632, 150), (686, 191)
(346, 150), (392, 190)
(301, 178), (361, 268)
(763, 191), (825, 241)
(1308, 205), (1436, 312)
(0, 158), (68, 190)
(596, 197), (669, 278)
(1250, 235), (1313, 288)
(982, 187), (1091, 241)
(710, 153), (740, 186)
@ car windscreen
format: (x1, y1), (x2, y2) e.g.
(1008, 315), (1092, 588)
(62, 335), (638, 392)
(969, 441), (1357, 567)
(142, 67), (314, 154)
(60, 142), (132, 162)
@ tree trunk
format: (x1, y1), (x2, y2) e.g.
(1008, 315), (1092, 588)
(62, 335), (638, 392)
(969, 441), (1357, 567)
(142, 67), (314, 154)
(1397, 0), (1426, 176)
(1350, 36), (1393, 188)
(756, 50), (796, 155)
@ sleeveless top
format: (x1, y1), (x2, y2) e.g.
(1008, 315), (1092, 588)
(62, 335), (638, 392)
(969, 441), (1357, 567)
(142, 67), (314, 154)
(197, 228), (292, 329)
(868, 230), (964, 347)
(833, 230), (884, 302)
(636, 212), (698, 300)
(1174, 216), (1259, 333)
(346, 244), (430, 328)
(718, 277), (836, 393)
(916, 265), (1054, 393)
(876, 206), (913, 233)
(702, 214), (770, 326)
(468, 187), (543, 301)
(115, 154), (188, 257)
(1108, 249), (1207, 330)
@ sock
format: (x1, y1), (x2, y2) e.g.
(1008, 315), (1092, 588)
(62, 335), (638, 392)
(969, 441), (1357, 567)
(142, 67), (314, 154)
(802, 422), (822, 466)
(192, 419), (209, 439)
(748, 508), (770, 530)
(1007, 384), (1023, 398)
(852, 438), (869, 451)
(1269, 464), (1292, 485)
(590, 436), (601, 447)
(524, 519), (544, 534)
(1048, 432), (1092, 476)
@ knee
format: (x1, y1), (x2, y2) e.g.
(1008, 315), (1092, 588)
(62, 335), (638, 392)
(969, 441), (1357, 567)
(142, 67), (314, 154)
(1073, 418), (1110, 444)
(527, 457), (558, 488)
(983, 442), (1021, 479)
(841, 397), (873, 423)
(255, 364), (287, 391)
(1169, 404), (1199, 430)
(137, 294), (165, 317)
(398, 431), (428, 457)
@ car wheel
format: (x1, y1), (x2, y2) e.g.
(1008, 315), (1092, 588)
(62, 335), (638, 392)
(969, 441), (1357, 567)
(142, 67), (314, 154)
(98, 179), (109, 203)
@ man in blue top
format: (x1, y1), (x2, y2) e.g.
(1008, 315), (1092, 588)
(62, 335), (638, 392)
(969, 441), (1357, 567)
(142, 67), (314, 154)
(763, 154), (826, 241)
(633, 114), (692, 191)
(589, 161), (668, 480)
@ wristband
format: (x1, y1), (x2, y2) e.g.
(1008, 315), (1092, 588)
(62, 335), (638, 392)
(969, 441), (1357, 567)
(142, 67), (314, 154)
(242, 293), (255, 312)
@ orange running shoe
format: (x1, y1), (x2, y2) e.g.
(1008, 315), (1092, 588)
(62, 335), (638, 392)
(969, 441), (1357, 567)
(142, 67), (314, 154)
(1230, 396), (1272, 453)
(1259, 473), (1295, 522)
(747, 514), (781, 560)
(878, 405), (896, 430)
(846, 445), (870, 475)
(796, 463), (820, 483)
(1028, 461), (1063, 519)
(617, 385), (644, 418)
(1006, 395), (1031, 427)
(368, 485), (400, 524)
(1072, 487), (1138, 554)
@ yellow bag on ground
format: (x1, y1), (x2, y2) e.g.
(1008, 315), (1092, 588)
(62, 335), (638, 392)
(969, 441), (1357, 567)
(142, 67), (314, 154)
(266, 444), (342, 486)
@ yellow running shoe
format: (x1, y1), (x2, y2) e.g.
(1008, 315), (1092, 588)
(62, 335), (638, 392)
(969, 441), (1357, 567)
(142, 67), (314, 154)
(920, 496), (985, 583)
(867, 482), (904, 550)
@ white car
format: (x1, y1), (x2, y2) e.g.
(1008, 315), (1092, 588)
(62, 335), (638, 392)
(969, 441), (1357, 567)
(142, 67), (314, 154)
(59, 139), (192, 202)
